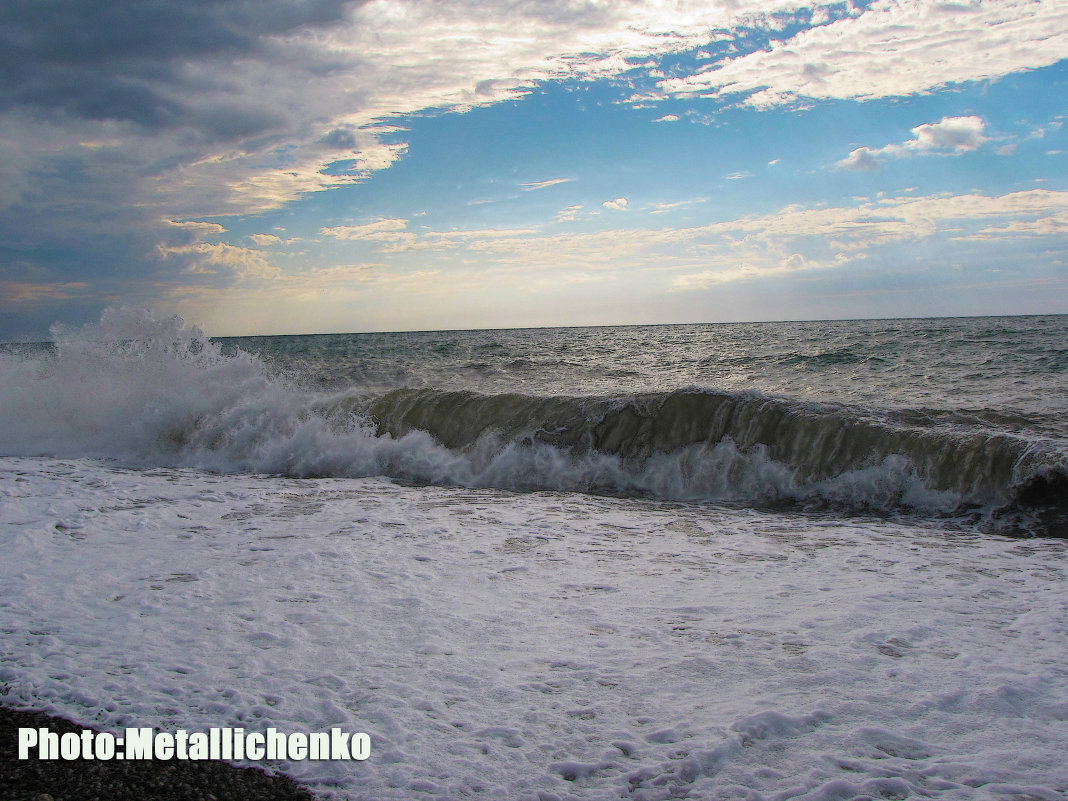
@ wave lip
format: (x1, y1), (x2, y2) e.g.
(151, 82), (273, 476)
(365, 386), (1064, 511)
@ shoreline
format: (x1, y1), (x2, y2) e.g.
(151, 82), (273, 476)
(1, 704), (315, 801)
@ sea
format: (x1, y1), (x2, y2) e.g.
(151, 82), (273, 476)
(1, 308), (1066, 800)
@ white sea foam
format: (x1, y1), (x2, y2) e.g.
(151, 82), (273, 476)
(2, 457), (1066, 799)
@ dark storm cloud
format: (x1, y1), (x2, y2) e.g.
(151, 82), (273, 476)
(0, 0), (366, 339)
(320, 126), (359, 149)
(0, 0), (355, 128)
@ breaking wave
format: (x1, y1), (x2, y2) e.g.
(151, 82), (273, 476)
(1, 309), (1064, 535)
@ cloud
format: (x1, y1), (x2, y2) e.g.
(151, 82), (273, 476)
(556, 204), (585, 222)
(366, 226), (540, 253)
(669, 189), (1068, 287)
(670, 252), (824, 290)
(159, 242), (280, 281)
(319, 127), (360, 149)
(838, 116), (988, 171)
(0, 1), (356, 157)
(521, 178), (575, 191)
(429, 228), (540, 242)
(295, 263), (384, 285)
(702, 189), (1068, 245)
(907, 116), (987, 152)
(338, 190), (1068, 284)
(603, 197), (629, 211)
(0, 280), (89, 304)
(838, 147), (886, 172)
(652, 114), (680, 122)
(647, 198), (708, 215)
(149, 188), (1068, 334)
(320, 222), (535, 254)
(320, 219), (410, 240)
(658, 0), (1068, 107)
(249, 233), (283, 246)
(168, 220), (227, 236)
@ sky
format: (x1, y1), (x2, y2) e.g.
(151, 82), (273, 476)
(1, 0), (1066, 340)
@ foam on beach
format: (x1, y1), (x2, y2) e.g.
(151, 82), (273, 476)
(2, 457), (1066, 799)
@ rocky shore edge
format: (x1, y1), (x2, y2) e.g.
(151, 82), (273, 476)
(1, 705), (315, 801)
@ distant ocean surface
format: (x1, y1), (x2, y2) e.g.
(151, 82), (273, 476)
(2, 309), (1067, 799)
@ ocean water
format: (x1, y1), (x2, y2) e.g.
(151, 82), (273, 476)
(1, 309), (1067, 799)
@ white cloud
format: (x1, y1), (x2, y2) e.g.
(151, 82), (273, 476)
(838, 147), (886, 172)
(296, 263), (384, 286)
(647, 198), (708, 215)
(556, 204), (585, 222)
(167, 220), (227, 236)
(159, 242), (280, 281)
(324, 224), (542, 254)
(320, 219), (410, 240)
(669, 189), (1068, 287)
(838, 116), (988, 171)
(159, 187), (1068, 333)
(346, 189), (1068, 285)
(653, 114), (680, 123)
(521, 178), (575, 191)
(658, 0), (1068, 107)
(603, 197), (629, 211)
(706, 190), (1068, 243)
(671, 252), (823, 290)
(249, 233), (282, 246)
(906, 116), (987, 153)
(432, 228), (540, 241)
